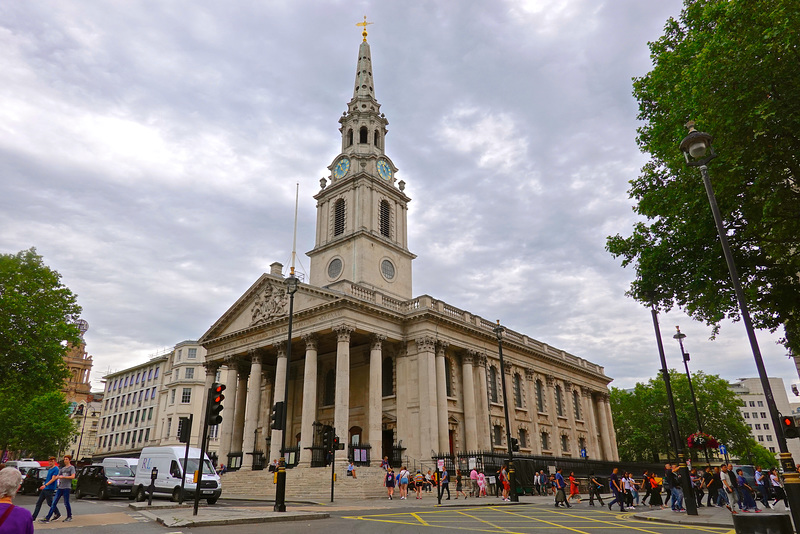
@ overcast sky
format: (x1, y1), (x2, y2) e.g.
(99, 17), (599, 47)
(2, 0), (796, 399)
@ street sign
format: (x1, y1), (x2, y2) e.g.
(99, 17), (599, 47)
(437, 459), (445, 470)
(580, 448), (587, 459)
(719, 444), (727, 455)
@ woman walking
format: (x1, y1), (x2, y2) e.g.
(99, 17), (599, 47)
(398, 466), (410, 500)
(414, 470), (425, 499)
(455, 470), (467, 499)
(568, 472), (582, 503)
(384, 467), (396, 500)
(736, 469), (761, 513)
(770, 468), (789, 509)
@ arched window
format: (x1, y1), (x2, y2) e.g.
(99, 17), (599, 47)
(536, 379), (544, 412)
(561, 434), (570, 452)
(382, 357), (394, 396)
(555, 385), (564, 417)
(519, 429), (528, 449)
(349, 426), (362, 445)
(444, 357), (452, 397)
(578, 437), (586, 454)
(493, 425), (503, 446)
(347, 128), (353, 147)
(541, 431), (550, 451)
(373, 130), (380, 147)
(379, 200), (391, 237)
(513, 373), (522, 408)
(334, 198), (346, 236)
(359, 126), (368, 143)
(323, 369), (335, 405)
(488, 366), (498, 403)
(573, 390), (582, 420)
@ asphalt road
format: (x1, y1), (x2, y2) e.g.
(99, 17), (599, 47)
(11, 494), (734, 533)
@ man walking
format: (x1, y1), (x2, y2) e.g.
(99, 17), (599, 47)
(588, 472), (604, 506)
(554, 468), (570, 508)
(31, 457), (60, 521)
(607, 468), (626, 512)
(668, 465), (685, 512)
(662, 464), (672, 508)
(40, 455), (75, 523)
(754, 466), (771, 509)
(440, 467), (451, 500)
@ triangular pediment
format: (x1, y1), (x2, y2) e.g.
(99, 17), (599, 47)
(199, 274), (341, 344)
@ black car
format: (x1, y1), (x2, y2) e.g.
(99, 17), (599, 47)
(75, 465), (135, 499)
(19, 467), (50, 496)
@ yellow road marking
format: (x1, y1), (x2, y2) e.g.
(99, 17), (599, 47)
(454, 509), (521, 533)
(487, 506), (592, 534)
(411, 512), (431, 526)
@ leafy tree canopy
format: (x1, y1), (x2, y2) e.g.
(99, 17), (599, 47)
(606, 0), (800, 354)
(0, 391), (76, 457)
(610, 370), (775, 467)
(0, 248), (82, 393)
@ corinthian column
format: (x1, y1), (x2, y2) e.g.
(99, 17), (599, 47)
(333, 325), (354, 448)
(581, 387), (599, 459)
(601, 393), (619, 461)
(595, 393), (613, 460)
(475, 354), (490, 449)
(299, 334), (318, 465)
(461, 352), (478, 451)
(368, 334), (386, 453)
(231, 363), (249, 454)
(435, 342), (450, 452)
(217, 358), (238, 464)
(269, 342), (287, 462)
(241, 350), (263, 469)
(415, 336), (438, 456)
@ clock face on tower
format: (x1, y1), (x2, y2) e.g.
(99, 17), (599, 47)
(377, 159), (393, 181)
(333, 157), (351, 179)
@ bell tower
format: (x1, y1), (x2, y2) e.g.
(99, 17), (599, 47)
(307, 20), (415, 299)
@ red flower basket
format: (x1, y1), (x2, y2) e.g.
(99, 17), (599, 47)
(687, 432), (719, 450)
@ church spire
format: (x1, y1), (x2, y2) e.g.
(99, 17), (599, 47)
(352, 16), (377, 104)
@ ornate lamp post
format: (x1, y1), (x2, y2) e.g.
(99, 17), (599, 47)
(274, 268), (299, 512)
(673, 326), (709, 465)
(493, 321), (518, 502)
(680, 123), (800, 525)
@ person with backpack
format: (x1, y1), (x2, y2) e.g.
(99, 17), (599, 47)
(414, 470), (425, 499)
(384, 467), (396, 500)
(554, 468), (570, 508)
(607, 467), (626, 512)
(588, 472), (604, 507)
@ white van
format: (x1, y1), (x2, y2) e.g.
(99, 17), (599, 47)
(102, 457), (138, 476)
(132, 446), (221, 504)
(5, 459), (42, 475)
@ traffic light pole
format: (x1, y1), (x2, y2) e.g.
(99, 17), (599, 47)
(179, 413), (193, 504)
(330, 443), (335, 503)
(193, 387), (212, 516)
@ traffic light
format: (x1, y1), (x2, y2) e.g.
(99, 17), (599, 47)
(321, 425), (332, 453)
(333, 435), (342, 450)
(270, 402), (285, 431)
(510, 437), (519, 452)
(207, 383), (226, 426)
(178, 416), (192, 443)
(782, 415), (799, 439)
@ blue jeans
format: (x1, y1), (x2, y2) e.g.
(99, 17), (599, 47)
(671, 487), (683, 510)
(717, 488), (730, 506)
(32, 488), (59, 520)
(608, 489), (625, 510)
(46, 488), (71, 519)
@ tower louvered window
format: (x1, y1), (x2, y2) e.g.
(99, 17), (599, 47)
(379, 200), (391, 237)
(334, 199), (346, 236)
(359, 127), (368, 143)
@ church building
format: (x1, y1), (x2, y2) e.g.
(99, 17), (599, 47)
(199, 27), (617, 493)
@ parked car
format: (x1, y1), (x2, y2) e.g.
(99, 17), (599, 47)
(103, 457), (138, 476)
(75, 464), (135, 500)
(19, 467), (50, 495)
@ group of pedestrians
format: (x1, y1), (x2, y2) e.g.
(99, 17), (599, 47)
(382, 460), (497, 501)
(0, 455), (75, 533)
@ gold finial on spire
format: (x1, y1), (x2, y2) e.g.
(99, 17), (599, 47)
(356, 15), (372, 42)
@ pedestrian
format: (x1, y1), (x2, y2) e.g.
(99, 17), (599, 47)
(691, 468), (704, 508)
(726, 463), (741, 510)
(736, 469), (761, 513)
(455, 469), (467, 499)
(568, 471), (581, 503)
(641, 471), (652, 506)
(607, 467), (626, 512)
(380, 456), (390, 470)
(477, 471), (487, 497)
(414, 470), (424, 499)
(662, 463), (672, 508)
(40, 455), (75, 523)
(588, 472), (604, 506)
(554, 468), (570, 508)
(623, 472), (636, 508)
(441, 467), (451, 500)
(769, 468), (788, 509)
(398, 466), (410, 500)
(30, 457), (60, 521)
(648, 472), (663, 507)
(703, 466), (716, 507)
(668, 465), (685, 512)
(384, 467), (395, 500)
(347, 460), (357, 479)
(539, 471), (549, 496)
(717, 465), (735, 514)
(425, 470), (433, 493)
(0, 467), (34, 534)
(534, 470), (542, 496)
(754, 466), (771, 509)
(469, 467), (478, 497)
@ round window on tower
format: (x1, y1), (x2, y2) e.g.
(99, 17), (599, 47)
(381, 259), (395, 281)
(327, 258), (343, 280)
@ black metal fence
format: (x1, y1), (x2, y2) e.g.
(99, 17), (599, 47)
(348, 444), (371, 466)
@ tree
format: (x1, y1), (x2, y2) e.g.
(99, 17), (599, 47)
(0, 248), (82, 454)
(610, 370), (767, 464)
(606, 0), (800, 354)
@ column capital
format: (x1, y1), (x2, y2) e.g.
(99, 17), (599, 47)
(370, 333), (386, 351)
(273, 341), (287, 358)
(462, 350), (476, 366)
(334, 324), (355, 342)
(545, 374), (556, 387)
(203, 361), (220, 375)
(414, 336), (437, 353)
(600, 392), (611, 403)
(303, 333), (319, 351)
(475, 353), (488, 368)
(524, 367), (535, 380)
(223, 354), (238, 367)
(564, 380), (573, 391)
(503, 362), (513, 374)
(581, 386), (592, 397)
(248, 349), (262, 365)
(435, 341), (449, 356)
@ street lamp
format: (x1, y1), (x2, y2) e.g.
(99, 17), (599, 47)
(274, 268), (299, 513)
(680, 123), (800, 524)
(649, 305), (697, 515)
(673, 326), (709, 465)
(493, 320), (518, 502)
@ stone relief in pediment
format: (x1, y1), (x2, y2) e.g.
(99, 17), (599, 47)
(250, 280), (288, 326)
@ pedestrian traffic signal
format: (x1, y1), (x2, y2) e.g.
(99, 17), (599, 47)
(782, 415), (799, 439)
(510, 437), (519, 452)
(207, 383), (226, 426)
(270, 402), (285, 431)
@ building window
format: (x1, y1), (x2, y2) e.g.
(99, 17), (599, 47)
(174, 368), (180, 380)
(749, 401), (755, 407)
(170, 389), (176, 404)
(334, 199), (346, 236)
(752, 412), (758, 418)
(561, 434), (569, 452)
(519, 429), (528, 449)
(573, 390), (582, 420)
(209, 425), (219, 439)
(148, 369), (153, 381)
(488, 366), (499, 403)
(579, 437), (586, 453)
(755, 424), (761, 430)
(493, 425), (503, 446)
(185, 368), (194, 380)
(513, 373), (522, 408)
(135, 372), (140, 384)
(379, 200), (391, 237)
(761, 412), (767, 418)
(764, 424), (770, 430)
(770, 447), (776, 452)
(541, 431), (550, 451)
(359, 126), (368, 144)
(167, 418), (172, 437)
(757, 401), (764, 407)
(124, 377), (129, 387)
(176, 349), (182, 362)
(555, 385), (564, 417)
(323, 369), (335, 406)
(382, 357), (393, 396)
(188, 348), (197, 359)
(758, 435), (764, 442)
(444, 358), (453, 397)
(181, 388), (191, 403)
(373, 130), (380, 147)
(767, 435), (773, 441)
(148, 407), (153, 420)
(743, 413), (750, 419)
(536, 379), (544, 412)
(154, 367), (159, 379)
(347, 128), (353, 147)
(123, 413), (128, 424)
